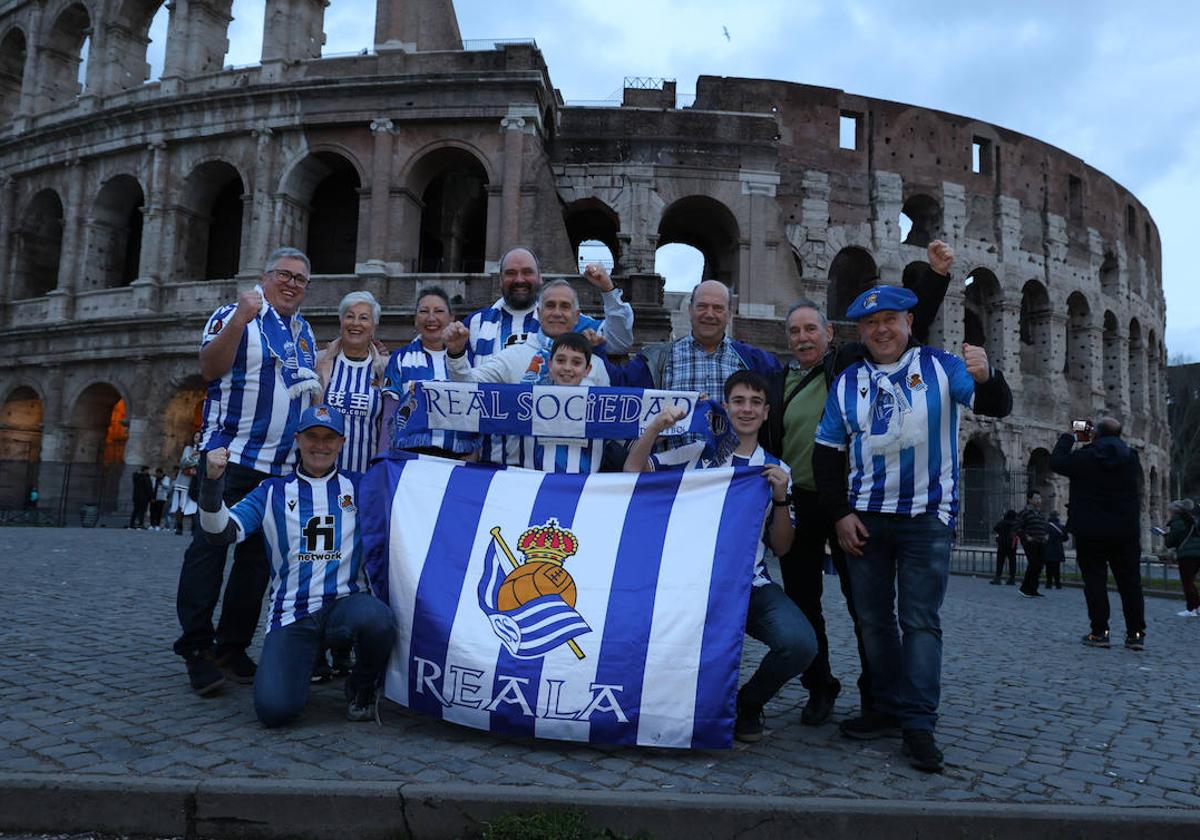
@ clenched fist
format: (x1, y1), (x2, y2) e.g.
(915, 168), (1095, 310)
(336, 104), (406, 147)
(961, 343), (991, 383)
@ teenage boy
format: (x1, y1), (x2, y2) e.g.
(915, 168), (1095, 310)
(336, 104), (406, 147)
(198, 405), (397, 727)
(625, 370), (818, 742)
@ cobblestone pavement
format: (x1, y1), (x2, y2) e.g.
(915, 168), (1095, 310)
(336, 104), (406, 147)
(2, 527), (1197, 809)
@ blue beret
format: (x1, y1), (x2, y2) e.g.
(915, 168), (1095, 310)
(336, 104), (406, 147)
(845, 285), (919, 320)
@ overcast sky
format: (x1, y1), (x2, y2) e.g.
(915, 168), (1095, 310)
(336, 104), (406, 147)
(147, 0), (1199, 358)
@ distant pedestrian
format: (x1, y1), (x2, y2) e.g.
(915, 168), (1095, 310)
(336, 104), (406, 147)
(1050, 416), (1146, 650)
(1016, 491), (1049, 598)
(23, 487), (37, 510)
(129, 466), (153, 529)
(990, 510), (1018, 585)
(1164, 499), (1200, 618)
(150, 468), (170, 530)
(170, 432), (201, 535)
(1044, 511), (1066, 590)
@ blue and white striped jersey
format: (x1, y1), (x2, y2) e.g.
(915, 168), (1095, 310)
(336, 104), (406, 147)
(323, 353), (383, 474)
(465, 299), (609, 360)
(381, 337), (478, 454)
(227, 469), (367, 632)
(816, 345), (976, 527)
(652, 442), (788, 587)
(508, 435), (608, 474)
(199, 301), (317, 476)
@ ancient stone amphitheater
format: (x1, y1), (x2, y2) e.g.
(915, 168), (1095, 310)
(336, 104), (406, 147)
(0, 0), (1168, 540)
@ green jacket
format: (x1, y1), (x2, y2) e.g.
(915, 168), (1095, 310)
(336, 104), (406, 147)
(1165, 513), (1200, 560)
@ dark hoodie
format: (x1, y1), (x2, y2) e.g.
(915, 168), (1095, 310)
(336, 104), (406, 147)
(1049, 432), (1141, 541)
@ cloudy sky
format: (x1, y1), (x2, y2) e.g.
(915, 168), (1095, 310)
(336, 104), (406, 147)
(145, 0), (1199, 358)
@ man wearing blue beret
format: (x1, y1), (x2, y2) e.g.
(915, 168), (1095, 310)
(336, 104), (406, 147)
(812, 283), (1012, 772)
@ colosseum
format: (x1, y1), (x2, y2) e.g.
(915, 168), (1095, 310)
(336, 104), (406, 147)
(0, 0), (1169, 542)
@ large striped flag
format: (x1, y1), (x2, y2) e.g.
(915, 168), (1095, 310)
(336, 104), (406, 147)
(360, 451), (771, 749)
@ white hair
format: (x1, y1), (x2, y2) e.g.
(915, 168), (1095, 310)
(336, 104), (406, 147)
(264, 246), (311, 276)
(538, 278), (580, 309)
(338, 290), (381, 324)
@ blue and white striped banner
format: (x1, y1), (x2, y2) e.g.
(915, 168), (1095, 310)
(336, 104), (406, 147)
(360, 451), (770, 749)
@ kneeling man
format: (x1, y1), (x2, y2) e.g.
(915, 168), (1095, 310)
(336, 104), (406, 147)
(199, 406), (397, 726)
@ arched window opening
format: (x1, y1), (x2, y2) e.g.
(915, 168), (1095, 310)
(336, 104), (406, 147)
(68, 384), (127, 514)
(657, 195), (740, 292)
(279, 152), (362, 274)
(1147, 329), (1160, 417)
(963, 268), (1003, 361)
(13, 190), (64, 300)
(1027, 448), (1054, 512)
(655, 243), (705, 293)
(1099, 251), (1119, 296)
(961, 436), (1009, 543)
(1102, 311), (1120, 402)
(827, 247), (877, 322)
(0, 386), (43, 508)
(86, 175), (145, 289)
(41, 5), (92, 109)
(180, 161), (245, 281)
(1018, 280), (1052, 375)
(1128, 318), (1145, 416)
(564, 197), (620, 274)
(417, 154), (487, 273)
(0, 29), (27, 124)
(145, 3), (170, 83)
(901, 194), (942, 248)
(1064, 292), (1092, 383)
(161, 376), (206, 465)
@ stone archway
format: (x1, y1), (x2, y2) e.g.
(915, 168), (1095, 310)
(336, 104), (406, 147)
(658, 195), (740, 291)
(0, 386), (43, 508)
(827, 246), (876, 322)
(961, 434), (1009, 543)
(68, 383), (128, 513)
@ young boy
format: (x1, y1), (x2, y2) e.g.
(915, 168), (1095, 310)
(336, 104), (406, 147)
(198, 405), (397, 727)
(625, 369), (818, 742)
(509, 331), (617, 473)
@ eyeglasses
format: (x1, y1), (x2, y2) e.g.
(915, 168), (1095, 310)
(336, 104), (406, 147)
(271, 268), (310, 288)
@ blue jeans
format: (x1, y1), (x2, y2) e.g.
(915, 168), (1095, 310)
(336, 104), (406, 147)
(740, 582), (818, 710)
(846, 512), (951, 731)
(254, 592), (397, 728)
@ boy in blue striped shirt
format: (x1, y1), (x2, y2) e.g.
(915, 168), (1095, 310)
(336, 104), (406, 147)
(813, 285), (1012, 772)
(626, 370), (818, 742)
(198, 405), (397, 727)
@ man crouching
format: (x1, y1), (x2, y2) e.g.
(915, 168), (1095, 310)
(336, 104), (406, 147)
(199, 405), (397, 726)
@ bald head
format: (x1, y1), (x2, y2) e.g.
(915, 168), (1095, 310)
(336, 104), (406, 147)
(689, 280), (732, 351)
(499, 247), (542, 309)
(1096, 416), (1122, 437)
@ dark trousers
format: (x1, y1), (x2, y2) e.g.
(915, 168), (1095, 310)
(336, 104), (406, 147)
(994, 544), (1016, 582)
(779, 490), (873, 712)
(1044, 561), (1062, 589)
(1019, 541), (1046, 594)
(150, 500), (167, 528)
(173, 460), (270, 660)
(1074, 536), (1145, 636)
(1178, 557), (1200, 611)
(128, 497), (149, 528)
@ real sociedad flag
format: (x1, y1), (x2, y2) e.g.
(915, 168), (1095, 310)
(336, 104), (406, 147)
(360, 451), (770, 749)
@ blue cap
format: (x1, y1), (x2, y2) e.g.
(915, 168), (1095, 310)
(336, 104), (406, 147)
(844, 285), (919, 320)
(296, 405), (345, 436)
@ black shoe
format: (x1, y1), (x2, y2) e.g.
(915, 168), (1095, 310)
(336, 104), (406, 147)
(1081, 631), (1110, 648)
(801, 680), (841, 726)
(988, 579), (1002, 585)
(311, 653), (333, 685)
(1017, 588), (1034, 598)
(902, 729), (944, 773)
(1006, 579), (1016, 585)
(734, 696), (764, 743)
(1124, 632), (1145, 651)
(330, 647), (353, 677)
(838, 711), (901, 740)
(185, 651), (225, 696)
(214, 649), (257, 684)
(346, 682), (379, 723)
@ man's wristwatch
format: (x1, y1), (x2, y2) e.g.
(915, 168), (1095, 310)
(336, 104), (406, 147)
(772, 495), (791, 508)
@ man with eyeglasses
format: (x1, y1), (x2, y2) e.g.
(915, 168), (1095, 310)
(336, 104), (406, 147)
(174, 247), (325, 697)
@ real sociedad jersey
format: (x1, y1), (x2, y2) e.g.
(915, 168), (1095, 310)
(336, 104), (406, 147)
(466, 298), (604, 359)
(508, 435), (608, 474)
(199, 302), (317, 475)
(381, 337), (477, 454)
(652, 442), (787, 587)
(816, 345), (976, 527)
(323, 354), (383, 474)
(227, 469), (367, 632)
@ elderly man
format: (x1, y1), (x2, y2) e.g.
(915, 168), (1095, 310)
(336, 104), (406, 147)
(174, 247), (324, 696)
(813, 284), (1012, 773)
(1050, 416), (1146, 649)
(444, 276), (618, 387)
(466, 247), (633, 358)
(761, 241), (954, 727)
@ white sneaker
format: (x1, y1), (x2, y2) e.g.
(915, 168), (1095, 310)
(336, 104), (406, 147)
(1178, 608), (1199, 617)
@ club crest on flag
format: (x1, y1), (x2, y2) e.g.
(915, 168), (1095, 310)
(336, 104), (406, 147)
(477, 518), (591, 660)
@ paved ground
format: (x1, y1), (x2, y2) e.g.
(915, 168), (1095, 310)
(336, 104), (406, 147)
(1, 526), (1198, 837)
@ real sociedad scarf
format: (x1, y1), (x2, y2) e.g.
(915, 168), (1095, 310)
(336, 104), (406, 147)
(393, 382), (738, 467)
(866, 347), (923, 455)
(256, 286), (322, 402)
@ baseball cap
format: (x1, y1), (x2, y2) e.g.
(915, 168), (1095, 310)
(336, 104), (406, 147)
(296, 405), (345, 436)
(845, 285), (919, 320)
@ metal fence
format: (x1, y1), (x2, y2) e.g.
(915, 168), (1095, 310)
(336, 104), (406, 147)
(951, 545), (1183, 595)
(0, 459), (130, 527)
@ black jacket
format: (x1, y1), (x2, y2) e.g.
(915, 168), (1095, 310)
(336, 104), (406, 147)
(1049, 432), (1141, 541)
(762, 264), (950, 458)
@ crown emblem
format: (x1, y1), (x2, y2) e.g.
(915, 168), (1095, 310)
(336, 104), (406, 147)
(865, 293), (878, 309)
(316, 407), (330, 419)
(516, 518), (578, 566)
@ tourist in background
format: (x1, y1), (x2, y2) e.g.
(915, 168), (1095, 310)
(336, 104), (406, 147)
(990, 510), (1019, 585)
(1164, 499), (1200, 617)
(1044, 511), (1066, 590)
